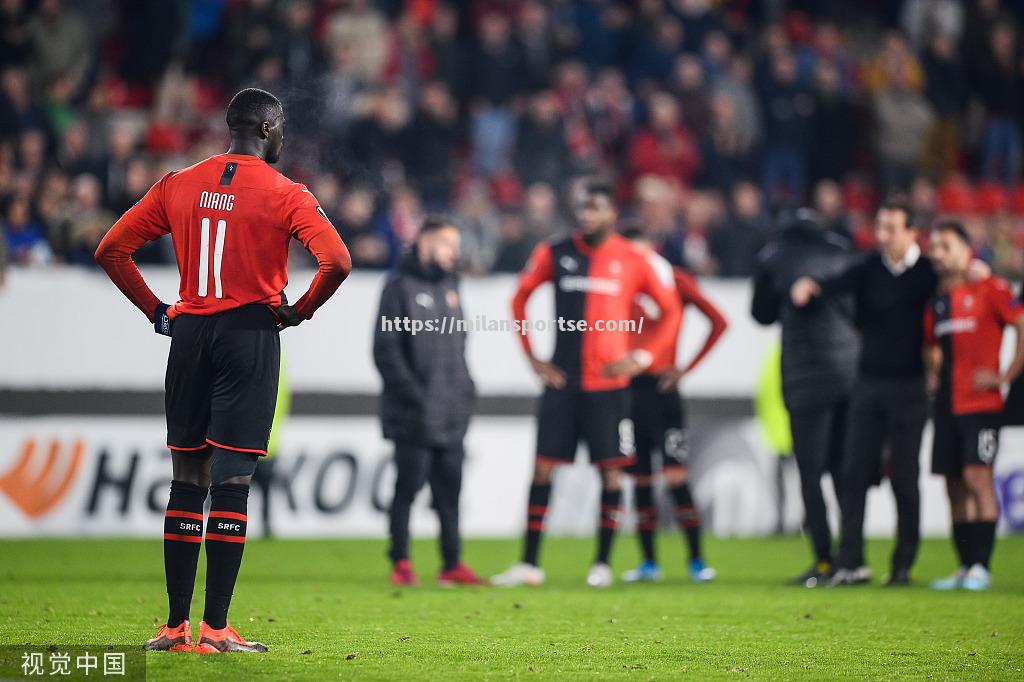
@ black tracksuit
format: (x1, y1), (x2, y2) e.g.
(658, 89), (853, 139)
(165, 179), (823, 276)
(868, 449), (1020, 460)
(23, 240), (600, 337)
(373, 251), (476, 569)
(818, 251), (938, 573)
(752, 224), (859, 564)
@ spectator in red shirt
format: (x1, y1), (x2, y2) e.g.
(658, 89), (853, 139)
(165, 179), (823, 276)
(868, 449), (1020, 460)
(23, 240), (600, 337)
(629, 91), (701, 190)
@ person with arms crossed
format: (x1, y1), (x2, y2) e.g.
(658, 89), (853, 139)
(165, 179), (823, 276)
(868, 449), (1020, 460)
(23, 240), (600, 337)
(752, 209), (860, 587)
(491, 182), (681, 588)
(373, 218), (482, 587)
(95, 88), (351, 653)
(618, 226), (728, 584)
(924, 221), (1024, 591)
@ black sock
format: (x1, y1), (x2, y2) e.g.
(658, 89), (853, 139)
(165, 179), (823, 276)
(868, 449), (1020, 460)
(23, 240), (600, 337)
(670, 483), (702, 561)
(596, 489), (622, 565)
(974, 520), (997, 570)
(203, 484), (249, 630)
(523, 483), (551, 566)
(634, 484), (656, 563)
(163, 481), (207, 628)
(952, 521), (971, 567)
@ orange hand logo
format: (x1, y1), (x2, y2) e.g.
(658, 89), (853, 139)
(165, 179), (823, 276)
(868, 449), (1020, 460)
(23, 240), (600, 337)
(0, 438), (84, 518)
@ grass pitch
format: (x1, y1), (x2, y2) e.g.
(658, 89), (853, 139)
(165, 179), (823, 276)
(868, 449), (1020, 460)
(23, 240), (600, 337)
(1, 535), (1022, 680)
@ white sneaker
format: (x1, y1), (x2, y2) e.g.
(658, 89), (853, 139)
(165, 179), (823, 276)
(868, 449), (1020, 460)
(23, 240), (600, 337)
(961, 564), (992, 592)
(586, 563), (613, 588)
(829, 565), (872, 586)
(490, 562), (545, 587)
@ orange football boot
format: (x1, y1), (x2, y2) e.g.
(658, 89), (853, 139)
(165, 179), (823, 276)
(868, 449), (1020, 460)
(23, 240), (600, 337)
(194, 621), (268, 654)
(143, 620), (192, 652)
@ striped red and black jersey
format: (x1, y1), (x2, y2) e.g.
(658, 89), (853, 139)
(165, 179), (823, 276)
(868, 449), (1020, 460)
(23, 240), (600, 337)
(630, 262), (729, 375)
(96, 153), (350, 322)
(924, 277), (1023, 415)
(512, 232), (681, 392)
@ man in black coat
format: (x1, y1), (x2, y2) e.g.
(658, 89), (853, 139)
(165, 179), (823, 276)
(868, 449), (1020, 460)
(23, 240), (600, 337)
(752, 209), (860, 587)
(373, 218), (480, 586)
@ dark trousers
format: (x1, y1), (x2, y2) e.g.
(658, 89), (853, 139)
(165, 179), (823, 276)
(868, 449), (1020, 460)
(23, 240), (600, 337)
(388, 441), (464, 570)
(837, 377), (927, 572)
(789, 399), (848, 564)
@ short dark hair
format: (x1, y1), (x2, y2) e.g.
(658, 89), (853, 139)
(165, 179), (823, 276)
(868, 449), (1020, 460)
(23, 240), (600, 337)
(418, 217), (456, 236)
(934, 219), (971, 246)
(583, 181), (617, 206)
(226, 88), (283, 131)
(879, 198), (917, 230)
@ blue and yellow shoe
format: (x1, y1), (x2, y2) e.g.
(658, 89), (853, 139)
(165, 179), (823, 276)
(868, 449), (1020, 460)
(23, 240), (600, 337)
(689, 558), (717, 583)
(621, 560), (662, 583)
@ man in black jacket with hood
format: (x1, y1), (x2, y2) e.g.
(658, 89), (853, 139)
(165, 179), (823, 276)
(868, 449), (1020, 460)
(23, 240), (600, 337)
(752, 209), (860, 587)
(373, 218), (481, 586)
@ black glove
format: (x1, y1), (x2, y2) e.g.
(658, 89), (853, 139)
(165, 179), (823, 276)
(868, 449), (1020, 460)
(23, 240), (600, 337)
(153, 303), (173, 337)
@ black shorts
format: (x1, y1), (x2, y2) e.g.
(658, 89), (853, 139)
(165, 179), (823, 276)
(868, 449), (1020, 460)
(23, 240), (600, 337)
(627, 375), (688, 476)
(932, 404), (1001, 476)
(535, 387), (634, 469)
(165, 304), (280, 457)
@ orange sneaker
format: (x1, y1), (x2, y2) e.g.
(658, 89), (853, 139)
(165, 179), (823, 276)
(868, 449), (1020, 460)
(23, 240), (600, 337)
(143, 620), (193, 652)
(194, 621), (268, 654)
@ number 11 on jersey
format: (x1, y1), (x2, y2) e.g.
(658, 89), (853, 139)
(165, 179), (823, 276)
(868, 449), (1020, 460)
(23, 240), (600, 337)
(198, 217), (227, 299)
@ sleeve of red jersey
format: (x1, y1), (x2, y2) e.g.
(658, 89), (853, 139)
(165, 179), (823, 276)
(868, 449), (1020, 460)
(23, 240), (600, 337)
(94, 173), (173, 321)
(635, 256), (682, 362)
(988, 278), (1024, 325)
(511, 242), (553, 359)
(285, 184), (352, 320)
(922, 305), (936, 347)
(675, 269), (728, 373)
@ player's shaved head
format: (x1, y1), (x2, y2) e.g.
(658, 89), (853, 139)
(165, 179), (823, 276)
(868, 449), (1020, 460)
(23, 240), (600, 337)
(225, 88), (286, 163)
(226, 88), (283, 132)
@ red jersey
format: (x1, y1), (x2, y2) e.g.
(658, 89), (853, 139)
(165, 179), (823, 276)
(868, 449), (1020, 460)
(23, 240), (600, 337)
(96, 153), (350, 322)
(512, 232), (681, 392)
(630, 260), (728, 375)
(924, 277), (1023, 415)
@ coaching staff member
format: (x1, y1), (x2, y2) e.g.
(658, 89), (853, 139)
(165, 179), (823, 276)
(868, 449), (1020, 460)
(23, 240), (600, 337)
(752, 209), (860, 587)
(792, 202), (989, 585)
(791, 201), (937, 585)
(373, 218), (482, 587)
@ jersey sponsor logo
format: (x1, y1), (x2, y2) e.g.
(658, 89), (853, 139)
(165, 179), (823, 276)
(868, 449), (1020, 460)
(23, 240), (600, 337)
(198, 191), (235, 212)
(415, 292), (434, 309)
(934, 317), (978, 337)
(557, 276), (622, 295)
(0, 438), (84, 519)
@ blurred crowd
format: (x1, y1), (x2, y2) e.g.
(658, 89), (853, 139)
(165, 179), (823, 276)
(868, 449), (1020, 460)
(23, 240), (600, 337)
(3, 0), (1024, 284)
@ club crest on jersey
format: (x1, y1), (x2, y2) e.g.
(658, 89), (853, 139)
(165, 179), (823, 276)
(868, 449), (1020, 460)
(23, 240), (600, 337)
(415, 292), (434, 309)
(559, 256), (578, 272)
(964, 295), (973, 309)
(609, 260), (621, 274)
